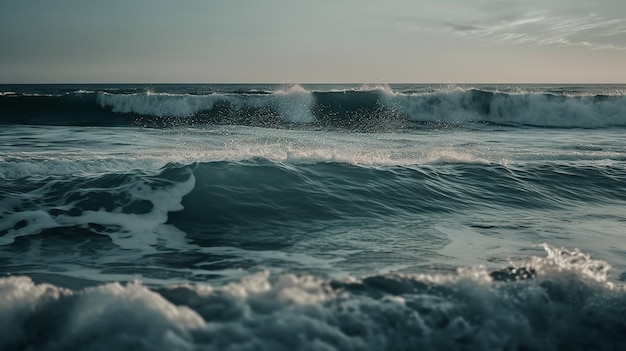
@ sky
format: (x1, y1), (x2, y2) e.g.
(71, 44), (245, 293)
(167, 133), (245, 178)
(1, 0), (625, 83)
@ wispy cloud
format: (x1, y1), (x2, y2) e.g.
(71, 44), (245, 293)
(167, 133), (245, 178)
(389, 9), (626, 51)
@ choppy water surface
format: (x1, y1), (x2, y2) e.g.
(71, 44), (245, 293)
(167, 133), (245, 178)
(1, 84), (626, 350)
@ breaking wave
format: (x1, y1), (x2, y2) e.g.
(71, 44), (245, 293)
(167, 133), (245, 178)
(2, 244), (625, 351)
(1, 85), (625, 128)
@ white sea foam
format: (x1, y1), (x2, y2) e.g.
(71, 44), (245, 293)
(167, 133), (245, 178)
(1, 245), (624, 351)
(0, 172), (196, 250)
(534, 243), (612, 284)
(0, 277), (204, 350)
(423, 149), (491, 165)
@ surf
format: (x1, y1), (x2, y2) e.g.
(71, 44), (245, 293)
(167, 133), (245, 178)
(2, 84), (626, 128)
(2, 244), (625, 351)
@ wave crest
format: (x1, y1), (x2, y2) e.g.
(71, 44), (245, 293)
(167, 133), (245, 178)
(3, 86), (626, 128)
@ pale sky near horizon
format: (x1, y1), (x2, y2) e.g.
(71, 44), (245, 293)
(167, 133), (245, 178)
(1, 0), (625, 83)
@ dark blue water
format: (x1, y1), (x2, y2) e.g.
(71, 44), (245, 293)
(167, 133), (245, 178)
(1, 84), (626, 350)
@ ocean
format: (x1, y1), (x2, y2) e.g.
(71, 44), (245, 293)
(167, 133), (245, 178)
(1, 83), (625, 350)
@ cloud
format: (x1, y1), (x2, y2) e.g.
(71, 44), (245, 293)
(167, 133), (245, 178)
(387, 4), (626, 51)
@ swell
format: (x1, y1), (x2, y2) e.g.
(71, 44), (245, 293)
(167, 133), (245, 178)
(170, 161), (626, 239)
(2, 87), (626, 129)
(1, 159), (624, 249)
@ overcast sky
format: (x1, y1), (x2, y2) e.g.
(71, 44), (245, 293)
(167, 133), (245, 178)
(1, 0), (625, 83)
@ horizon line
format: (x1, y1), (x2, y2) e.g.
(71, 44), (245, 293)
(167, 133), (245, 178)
(2, 82), (626, 85)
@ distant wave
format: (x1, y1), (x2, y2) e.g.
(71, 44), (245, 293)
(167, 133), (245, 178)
(385, 89), (626, 128)
(1, 85), (626, 129)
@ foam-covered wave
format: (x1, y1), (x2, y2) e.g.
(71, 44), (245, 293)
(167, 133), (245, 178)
(2, 85), (626, 129)
(0, 164), (195, 250)
(96, 85), (315, 122)
(386, 89), (626, 127)
(97, 91), (226, 117)
(2, 244), (625, 351)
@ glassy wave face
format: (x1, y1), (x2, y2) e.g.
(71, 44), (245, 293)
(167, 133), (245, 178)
(1, 84), (626, 350)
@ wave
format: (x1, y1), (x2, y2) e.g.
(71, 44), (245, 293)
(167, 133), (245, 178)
(1, 85), (626, 129)
(386, 89), (626, 127)
(2, 160), (624, 250)
(2, 244), (625, 351)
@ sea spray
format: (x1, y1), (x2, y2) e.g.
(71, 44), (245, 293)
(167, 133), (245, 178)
(2, 83), (626, 350)
(2, 84), (626, 127)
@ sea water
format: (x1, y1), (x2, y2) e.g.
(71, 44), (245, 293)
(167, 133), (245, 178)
(1, 84), (626, 350)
